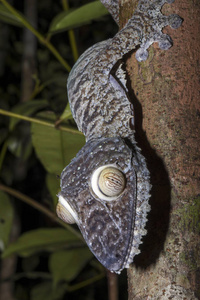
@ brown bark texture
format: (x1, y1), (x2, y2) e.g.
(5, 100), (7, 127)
(123, 0), (200, 299)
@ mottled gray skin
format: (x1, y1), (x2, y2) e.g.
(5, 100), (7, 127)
(101, 0), (119, 24)
(59, 0), (182, 273)
(67, 0), (182, 141)
(60, 137), (150, 272)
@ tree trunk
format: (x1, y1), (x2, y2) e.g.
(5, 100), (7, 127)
(123, 0), (200, 299)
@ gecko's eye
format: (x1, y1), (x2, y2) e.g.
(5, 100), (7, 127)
(91, 165), (126, 201)
(56, 195), (78, 224)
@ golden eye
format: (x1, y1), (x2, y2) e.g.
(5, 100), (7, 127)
(91, 165), (126, 201)
(56, 195), (78, 224)
(98, 167), (125, 197)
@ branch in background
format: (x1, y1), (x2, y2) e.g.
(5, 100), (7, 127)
(67, 272), (105, 292)
(107, 271), (119, 300)
(20, 0), (37, 102)
(62, 0), (79, 62)
(0, 184), (84, 241)
(2, 271), (105, 292)
(0, 0), (71, 72)
(0, 109), (83, 135)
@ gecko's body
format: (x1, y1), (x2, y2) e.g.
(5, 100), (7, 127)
(57, 0), (182, 273)
(67, 0), (182, 141)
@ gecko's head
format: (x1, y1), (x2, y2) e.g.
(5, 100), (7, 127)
(56, 137), (151, 273)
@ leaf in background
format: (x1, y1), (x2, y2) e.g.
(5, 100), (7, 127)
(49, 1), (108, 33)
(7, 128), (32, 161)
(0, 191), (14, 251)
(59, 102), (73, 121)
(2, 228), (82, 258)
(0, 4), (24, 27)
(31, 281), (67, 300)
(9, 99), (49, 131)
(49, 248), (93, 286)
(31, 111), (85, 175)
(46, 173), (60, 209)
(22, 255), (40, 272)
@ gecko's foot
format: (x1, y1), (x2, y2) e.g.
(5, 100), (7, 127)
(135, 0), (183, 61)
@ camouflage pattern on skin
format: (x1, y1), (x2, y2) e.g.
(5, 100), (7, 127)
(57, 0), (182, 273)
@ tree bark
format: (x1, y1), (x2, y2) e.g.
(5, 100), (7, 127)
(123, 0), (200, 299)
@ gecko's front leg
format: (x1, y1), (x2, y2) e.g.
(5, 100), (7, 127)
(67, 0), (182, 140)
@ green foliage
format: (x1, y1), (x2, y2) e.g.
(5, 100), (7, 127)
(49, 249), (93, 286)
(9, 100), (49, 131)
(0, 4), (24, 27)
(0, 0), (117, 299)
(31, 111), (85, 175)
(59, 102), (73, 121)
(2, 228), (82, 258)
(30, 282), (68, 300)
(49, 1), (109, 33)
(46, 173), (60, 209)
(7, 129), (32, 160)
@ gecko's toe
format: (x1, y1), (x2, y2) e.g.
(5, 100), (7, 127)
(165, 0), (175, 4)
(158, 34), (173, 50)
(168, 14), (183, 29)
(135, 48), (149, 62)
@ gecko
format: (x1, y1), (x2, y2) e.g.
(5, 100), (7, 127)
(56, 0), (182, 273)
